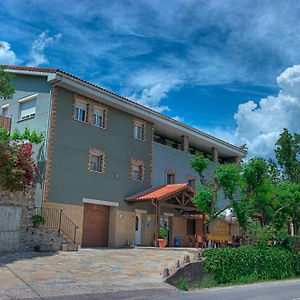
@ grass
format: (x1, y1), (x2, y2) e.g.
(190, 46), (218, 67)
(176, 277), (189, 291)
(178, 274), (300, 291)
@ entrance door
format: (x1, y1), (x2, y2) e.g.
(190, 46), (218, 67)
(135, 212), (142, 245)
(82, 203), (109, 247)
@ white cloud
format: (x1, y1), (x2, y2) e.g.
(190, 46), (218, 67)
(233, 65), (300, 157)
(0, 41), (20, 65)
(27, 31), (62, 66)
(127, 69), (184, 113)
(172, 115), (184, 122)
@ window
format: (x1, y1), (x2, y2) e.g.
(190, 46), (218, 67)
(187, 177), (196, 190)
(74, 101), (87, 122)
(1, 104), (8, 117)
(132, 165), (143, 181)
(133, 119), (146, 141)
(187, 219), (196, 235)
(166, 171), (175, 184)
(93, 106), (105, 128)
(131, 160), (144, 181)
(88, 149), (105, 173)
(19, 98), (36, 120)
(133, 123), (143, 140)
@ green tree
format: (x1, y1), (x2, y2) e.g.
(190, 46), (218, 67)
(273, 182), (300, 235)
(190, 154), (240, 217)
(240, 158), (275, 227)
(0, 66), (15, 100)
(275, 128), (300, 183)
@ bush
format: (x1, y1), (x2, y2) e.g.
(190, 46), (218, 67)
(203, 246), (293, 284)
(293, 252), (300, 275)
(176, 278), (189, 291)
(290, 236), (300, 252)
(32, 214), (45, 225)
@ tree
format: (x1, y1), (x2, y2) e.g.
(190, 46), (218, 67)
(275, 128), (300, 183)
(273, 182), (300, 235)
(190, 154), (240, 217)
(0, 66), (15, 100)
(239, 158), (275, 228)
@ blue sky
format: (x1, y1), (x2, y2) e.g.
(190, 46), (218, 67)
(0, 0), (300, 157)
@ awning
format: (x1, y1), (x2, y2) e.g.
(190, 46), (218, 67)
(126, 183), (196, 211)
(126, 184), (197, 244)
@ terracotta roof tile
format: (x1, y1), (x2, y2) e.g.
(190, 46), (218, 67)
(126, 184), (193, 202)
(2, 65), (58, 73)
(1, 65), (246, 155)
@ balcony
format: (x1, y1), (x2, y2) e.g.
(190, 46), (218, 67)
(0, 115), (11, 132)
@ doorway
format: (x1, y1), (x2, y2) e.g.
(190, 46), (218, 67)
(135, 212), (142, 245)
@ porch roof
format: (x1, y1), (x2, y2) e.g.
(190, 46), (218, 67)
(126, 184), (194, 202)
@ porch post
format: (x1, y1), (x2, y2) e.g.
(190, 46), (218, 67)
(156, 200), (160, 246)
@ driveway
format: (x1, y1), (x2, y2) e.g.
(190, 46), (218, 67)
(0, 248), (198, 299)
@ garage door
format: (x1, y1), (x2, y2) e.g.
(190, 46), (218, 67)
(0, 206), (21, 252)
(82, 204), (109, 247)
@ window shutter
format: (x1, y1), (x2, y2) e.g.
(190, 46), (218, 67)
(20, 99), (36, 119)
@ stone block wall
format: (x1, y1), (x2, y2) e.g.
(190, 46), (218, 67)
(0, 189), (68, 253)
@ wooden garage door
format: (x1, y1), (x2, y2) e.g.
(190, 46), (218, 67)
(82, 204), (109, 247)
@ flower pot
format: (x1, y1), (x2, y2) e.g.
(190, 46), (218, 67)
(158, 239), (167, 248)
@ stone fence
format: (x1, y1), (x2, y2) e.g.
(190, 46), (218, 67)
(0, 189), (68, 253)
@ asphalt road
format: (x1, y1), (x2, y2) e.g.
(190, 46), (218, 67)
(23, 279), (300, 300)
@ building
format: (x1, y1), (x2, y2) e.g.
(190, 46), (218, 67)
(0, 66), (245, 247)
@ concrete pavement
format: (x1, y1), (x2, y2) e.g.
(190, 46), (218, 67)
(22, 279), (300, 300)
(0, 248), (198, 299)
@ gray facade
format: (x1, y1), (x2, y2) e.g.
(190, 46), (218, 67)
(0, 74), (52, 207)
(153, 142), (216, 187)
(49, 87), (153, 210)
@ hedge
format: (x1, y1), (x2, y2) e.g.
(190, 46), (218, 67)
(203, 246), (298, 284)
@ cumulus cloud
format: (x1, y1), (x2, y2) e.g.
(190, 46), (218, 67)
(172, 115), (184, 122)
(27, 31), (62, 66)
(233, 65), (300, 157)
(127, 69), (184, 112)
(0, 41), (20, 65)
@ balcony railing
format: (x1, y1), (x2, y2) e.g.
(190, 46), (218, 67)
(0, 115), (11, 131)
(34, 207), (78, 244)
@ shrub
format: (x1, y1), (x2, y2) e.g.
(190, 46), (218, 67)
(203, 246), (293, 284)
(290, 236), (300, 252)
(0, 141), (38, 191)
(176, 277), (189, 291)
(32, 214), (45, 225)
(293, 252), (300, 275)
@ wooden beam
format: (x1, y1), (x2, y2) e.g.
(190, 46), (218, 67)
(156, 200), (160, 246)
(174, 196), (182, 206)
(160, 202), (197, 211)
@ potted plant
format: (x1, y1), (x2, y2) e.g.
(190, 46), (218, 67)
(32, 214), (45, 228)
(158, 227), (169, 248)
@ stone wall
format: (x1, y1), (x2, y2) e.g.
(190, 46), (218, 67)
(0, 189), (68, 253)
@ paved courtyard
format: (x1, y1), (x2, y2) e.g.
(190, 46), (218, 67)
(0, 248), (198, 299)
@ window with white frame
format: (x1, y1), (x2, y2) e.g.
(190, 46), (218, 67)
(133, 119), (145, 141)
(88, 149), (105, 173)
(131, 160), (144, 181)
(74, 101), (87, 122)
(1, 104), (9, 117)
(19, 97), (36, 120)
(93, 106), (105, 128)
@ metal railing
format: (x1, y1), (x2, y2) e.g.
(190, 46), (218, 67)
(34, 207), (78, 243)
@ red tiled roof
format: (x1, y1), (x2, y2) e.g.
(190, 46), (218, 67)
(1, 65), (246, 155)
(126, 184), (194, 202)
(2, 65), (58, 73)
